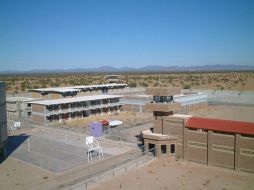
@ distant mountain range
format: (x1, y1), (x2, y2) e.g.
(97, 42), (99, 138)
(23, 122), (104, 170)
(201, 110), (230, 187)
(1, 64), (254, 74)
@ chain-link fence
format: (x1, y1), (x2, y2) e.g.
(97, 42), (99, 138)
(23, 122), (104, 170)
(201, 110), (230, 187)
(183, 89), (254, 106)
(102, 123), (151, 144)
(24, 146), (156, 190)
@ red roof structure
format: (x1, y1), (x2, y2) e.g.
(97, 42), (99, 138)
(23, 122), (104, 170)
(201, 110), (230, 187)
(186, 117), (254, 135)
(100, 120), (109, 126)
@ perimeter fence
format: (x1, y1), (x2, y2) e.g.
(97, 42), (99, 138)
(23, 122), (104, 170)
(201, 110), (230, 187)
(183, 89), (254, 106)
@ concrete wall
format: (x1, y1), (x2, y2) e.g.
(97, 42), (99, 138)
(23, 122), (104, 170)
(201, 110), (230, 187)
(32, 114), (45, 123)
(164, 117), (184, 136)
(0, 82), (7, 154)
(145, 102), (180, 112)
(31, 92), (41, 98)
(183, 128), (254, 172)
(164, 117), (185, 158)
(239, 135), (254, 172)
(50, 93), (61, 99)
(211, 132), (235, 169)
(152, 112), (254, 173)
(41, 94), (49, 99)
(186, 130), (208, 164)
(146, 87), (181, 96)
(32, 104), (44, 113)
(153, 116), (163, 134)
(6, 100), (31, 119)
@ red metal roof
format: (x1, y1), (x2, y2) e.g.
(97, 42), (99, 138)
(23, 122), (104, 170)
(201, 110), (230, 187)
(100, 120), (109, 126)
(186, 117), (254, 135)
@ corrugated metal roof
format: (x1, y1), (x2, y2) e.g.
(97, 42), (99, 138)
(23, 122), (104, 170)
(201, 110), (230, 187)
(186, 117), (254, 135)
(28, 95), (122, 105)
(29, 83), (127, 93)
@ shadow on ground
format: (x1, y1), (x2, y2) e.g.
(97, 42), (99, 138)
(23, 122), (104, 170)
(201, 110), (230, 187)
(0, 134), (29, 163)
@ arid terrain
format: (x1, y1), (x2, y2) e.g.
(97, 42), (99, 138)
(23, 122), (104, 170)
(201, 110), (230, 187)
(90, 157), (254, 190)
(1, 71), (254, 94)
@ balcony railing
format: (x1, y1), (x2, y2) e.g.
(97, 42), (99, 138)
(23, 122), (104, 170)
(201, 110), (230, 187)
(44, 102), (122, 116)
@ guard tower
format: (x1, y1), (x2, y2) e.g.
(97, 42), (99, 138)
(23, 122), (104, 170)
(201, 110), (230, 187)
(145, 87), (181, 134)
(86, 136), (103, 162)
(143, 87), (181, 158)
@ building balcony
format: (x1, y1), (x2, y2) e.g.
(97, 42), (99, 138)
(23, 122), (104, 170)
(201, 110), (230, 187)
(43, 102), (122, 116)
(145, 102), (180, 112)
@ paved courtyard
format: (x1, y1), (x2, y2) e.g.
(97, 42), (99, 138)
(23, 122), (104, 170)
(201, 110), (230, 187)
(8, 127), (134, 173)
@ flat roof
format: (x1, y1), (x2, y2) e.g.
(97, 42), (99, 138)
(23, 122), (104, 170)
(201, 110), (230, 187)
(186, 117), (254, 135)
(74, 83), (127, 90)
(29, 95), (122, 106)
(29, 87), (80, 93)
(6, 97), (43, 102)
(29, 83), (127, 93)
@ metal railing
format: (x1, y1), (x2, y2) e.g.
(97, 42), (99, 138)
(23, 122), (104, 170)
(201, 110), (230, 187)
(183, 89), (254, 106)
(44, 103), (122, 116)
(24, 147), (157, 190)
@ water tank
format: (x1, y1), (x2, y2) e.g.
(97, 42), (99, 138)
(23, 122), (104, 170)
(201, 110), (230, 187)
(0, 81), (7, 155)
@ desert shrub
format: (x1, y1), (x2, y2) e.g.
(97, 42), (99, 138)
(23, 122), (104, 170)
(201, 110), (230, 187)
(183, 84), (191, 89)
(129, 82), (137, 88)
(140, 82), (148, 87)
(153, 82), (159, 87)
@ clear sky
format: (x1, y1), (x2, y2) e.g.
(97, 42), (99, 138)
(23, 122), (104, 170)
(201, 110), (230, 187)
(0, 0), (254, 71)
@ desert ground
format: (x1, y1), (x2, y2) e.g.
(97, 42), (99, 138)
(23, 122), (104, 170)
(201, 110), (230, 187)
(90, 157), (254, 190)
(1, 71), (254, 94)
(0, 157), (56, 190)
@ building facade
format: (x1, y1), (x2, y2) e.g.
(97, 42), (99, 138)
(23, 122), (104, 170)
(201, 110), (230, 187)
(143, 87), (254, 173)
(29, 83), (127, 100)
(30, 95), (122, 124)
(163, 115), (254, 173)
(145, 87), (207, 117)
(6, 97), (42, 120)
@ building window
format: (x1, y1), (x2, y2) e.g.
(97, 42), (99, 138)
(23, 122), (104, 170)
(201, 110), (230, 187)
(153, 96), (173, 103)
(170, 144), (175, 153)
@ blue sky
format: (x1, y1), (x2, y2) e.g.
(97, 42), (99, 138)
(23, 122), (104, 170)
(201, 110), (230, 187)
(0, 0), (254, 71)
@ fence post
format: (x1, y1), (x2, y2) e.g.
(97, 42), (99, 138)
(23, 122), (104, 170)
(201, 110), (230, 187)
(88, 164), (90, 179)
(65, 131), (67, 143)
(73, 171), (76, 183)
(113, 158), (115, 177)
(125, 152), (127, 171)
(27, 137), (30, 152)
(100, 160), (103, 183)
(57, 176), (60, 190)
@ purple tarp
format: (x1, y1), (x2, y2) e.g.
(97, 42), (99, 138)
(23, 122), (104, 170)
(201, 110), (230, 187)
(89, 122), (103, 138)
